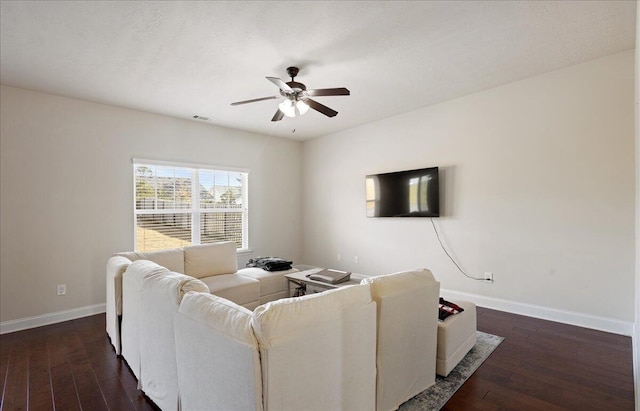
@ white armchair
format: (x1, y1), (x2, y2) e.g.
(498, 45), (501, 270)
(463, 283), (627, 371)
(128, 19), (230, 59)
(361, 269), (440, 411)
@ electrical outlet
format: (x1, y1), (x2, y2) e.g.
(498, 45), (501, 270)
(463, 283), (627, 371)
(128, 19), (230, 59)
(354, 256), (359, 264)
(56, 284), (66, 296)
(337, 253), (342, 262)
(484, 272), (494, 283)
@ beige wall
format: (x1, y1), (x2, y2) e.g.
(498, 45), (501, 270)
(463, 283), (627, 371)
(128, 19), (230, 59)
(302, 50), (635, 325)
(0, 85), (302, 323)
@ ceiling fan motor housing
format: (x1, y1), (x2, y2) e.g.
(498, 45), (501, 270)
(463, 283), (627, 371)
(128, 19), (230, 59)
(285, 66), (306, 92)
(286, 81), (306, 91)
(286, 66), (299, 78)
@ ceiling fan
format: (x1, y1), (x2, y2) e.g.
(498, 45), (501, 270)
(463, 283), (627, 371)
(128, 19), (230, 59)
(230, 66), (350, 122)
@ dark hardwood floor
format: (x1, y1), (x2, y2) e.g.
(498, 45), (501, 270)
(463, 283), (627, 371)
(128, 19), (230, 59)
(0, 307), (634, 410)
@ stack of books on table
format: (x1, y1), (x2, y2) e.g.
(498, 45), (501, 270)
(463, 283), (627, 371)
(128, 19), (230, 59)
(306, 269), (351, 284)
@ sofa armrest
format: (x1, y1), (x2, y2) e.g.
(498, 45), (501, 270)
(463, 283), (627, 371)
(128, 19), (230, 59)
(139, 271), (208, 411)
(361, 269), (441, 411)
(106, 255), (132, 354)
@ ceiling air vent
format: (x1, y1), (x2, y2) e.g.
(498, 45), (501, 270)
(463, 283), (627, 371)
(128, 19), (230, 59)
(192, 115), (211, 121)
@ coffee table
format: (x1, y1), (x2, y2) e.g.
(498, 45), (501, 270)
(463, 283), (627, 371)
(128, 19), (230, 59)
(285, 268), (364, 297)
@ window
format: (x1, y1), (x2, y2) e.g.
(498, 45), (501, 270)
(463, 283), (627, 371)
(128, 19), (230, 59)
(133, 159), (248, 252)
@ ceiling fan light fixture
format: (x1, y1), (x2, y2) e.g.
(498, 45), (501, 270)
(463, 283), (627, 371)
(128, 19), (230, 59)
(278, 99), (296, 117)
(296, 100), (309, 115)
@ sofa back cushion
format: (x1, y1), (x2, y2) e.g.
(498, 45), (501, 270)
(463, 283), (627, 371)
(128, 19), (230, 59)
(175, 292), (263, 411)
(121, 260), (171, 379)
(183, 241), (238, 279)
(115, 248), (185, 274)
(252, 284), (372, 343)
(361, 268), (437, 298)
(178, 292), (256, 345)
(252, 284), (377, 411)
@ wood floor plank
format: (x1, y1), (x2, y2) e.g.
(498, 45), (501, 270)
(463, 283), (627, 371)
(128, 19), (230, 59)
(50, 362), (81, 411)
(99, 376), (137, 411)
(118, 362), (144, 403)
(0, 337), (10, 410)
(3, 346), (29, 411)
(515, 356), (633, 400)
(82, 336), (119, 383)
(68, 359), (109, 411)
(561, 386), (635, 410)
(27, 342), (53, 410)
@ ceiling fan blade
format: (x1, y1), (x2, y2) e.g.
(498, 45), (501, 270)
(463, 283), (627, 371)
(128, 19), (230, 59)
(304, 88), (350, 97)
(266, 77), (293, 92)
(271, 109), (284, 122)
(230, 96), (279, 106)
(302, 98), (338, 118)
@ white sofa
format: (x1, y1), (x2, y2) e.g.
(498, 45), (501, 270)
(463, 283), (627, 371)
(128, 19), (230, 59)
(172, 268), (440, 411)
(105, 241), (297, 354)
(175, 283), (377, 411)
(109, 262), (449, 411)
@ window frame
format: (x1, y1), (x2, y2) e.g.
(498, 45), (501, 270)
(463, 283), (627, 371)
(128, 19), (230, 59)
(132, 158), (249, 252)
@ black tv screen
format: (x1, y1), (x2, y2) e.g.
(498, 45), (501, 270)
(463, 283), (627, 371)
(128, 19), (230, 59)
(366, 167), (440, 217)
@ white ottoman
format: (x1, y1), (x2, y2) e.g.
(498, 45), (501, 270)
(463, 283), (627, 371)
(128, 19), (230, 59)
(436, 300), (477, 377)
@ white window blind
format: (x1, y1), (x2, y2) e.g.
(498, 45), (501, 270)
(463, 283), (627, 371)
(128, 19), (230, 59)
(133, 160), (248, 252)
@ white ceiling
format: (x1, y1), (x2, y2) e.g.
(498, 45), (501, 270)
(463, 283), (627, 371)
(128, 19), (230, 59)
(0, 1), (636, 141)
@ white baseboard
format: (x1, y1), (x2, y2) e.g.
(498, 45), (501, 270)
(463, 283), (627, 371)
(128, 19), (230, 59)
(0, 303), (106, 335)
(633, 327), (639, 411)
(441, 288), (634, 336)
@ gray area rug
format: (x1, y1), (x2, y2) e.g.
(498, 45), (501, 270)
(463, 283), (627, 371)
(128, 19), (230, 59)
(399, 331), (504, 411)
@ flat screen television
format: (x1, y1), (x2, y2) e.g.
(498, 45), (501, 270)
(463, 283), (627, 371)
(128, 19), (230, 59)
(365, 167), (440, 217)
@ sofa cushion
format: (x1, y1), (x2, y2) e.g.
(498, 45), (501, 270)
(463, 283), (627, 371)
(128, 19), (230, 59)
(361, 268), (437, 297)
(115, 248), (185, 274)
(183, 242), (238, 279)
(178, 292), (256, 344)
(237, 267), (298, 299)
(200, 274), (260, 307)
(252, 283), (372, 345)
